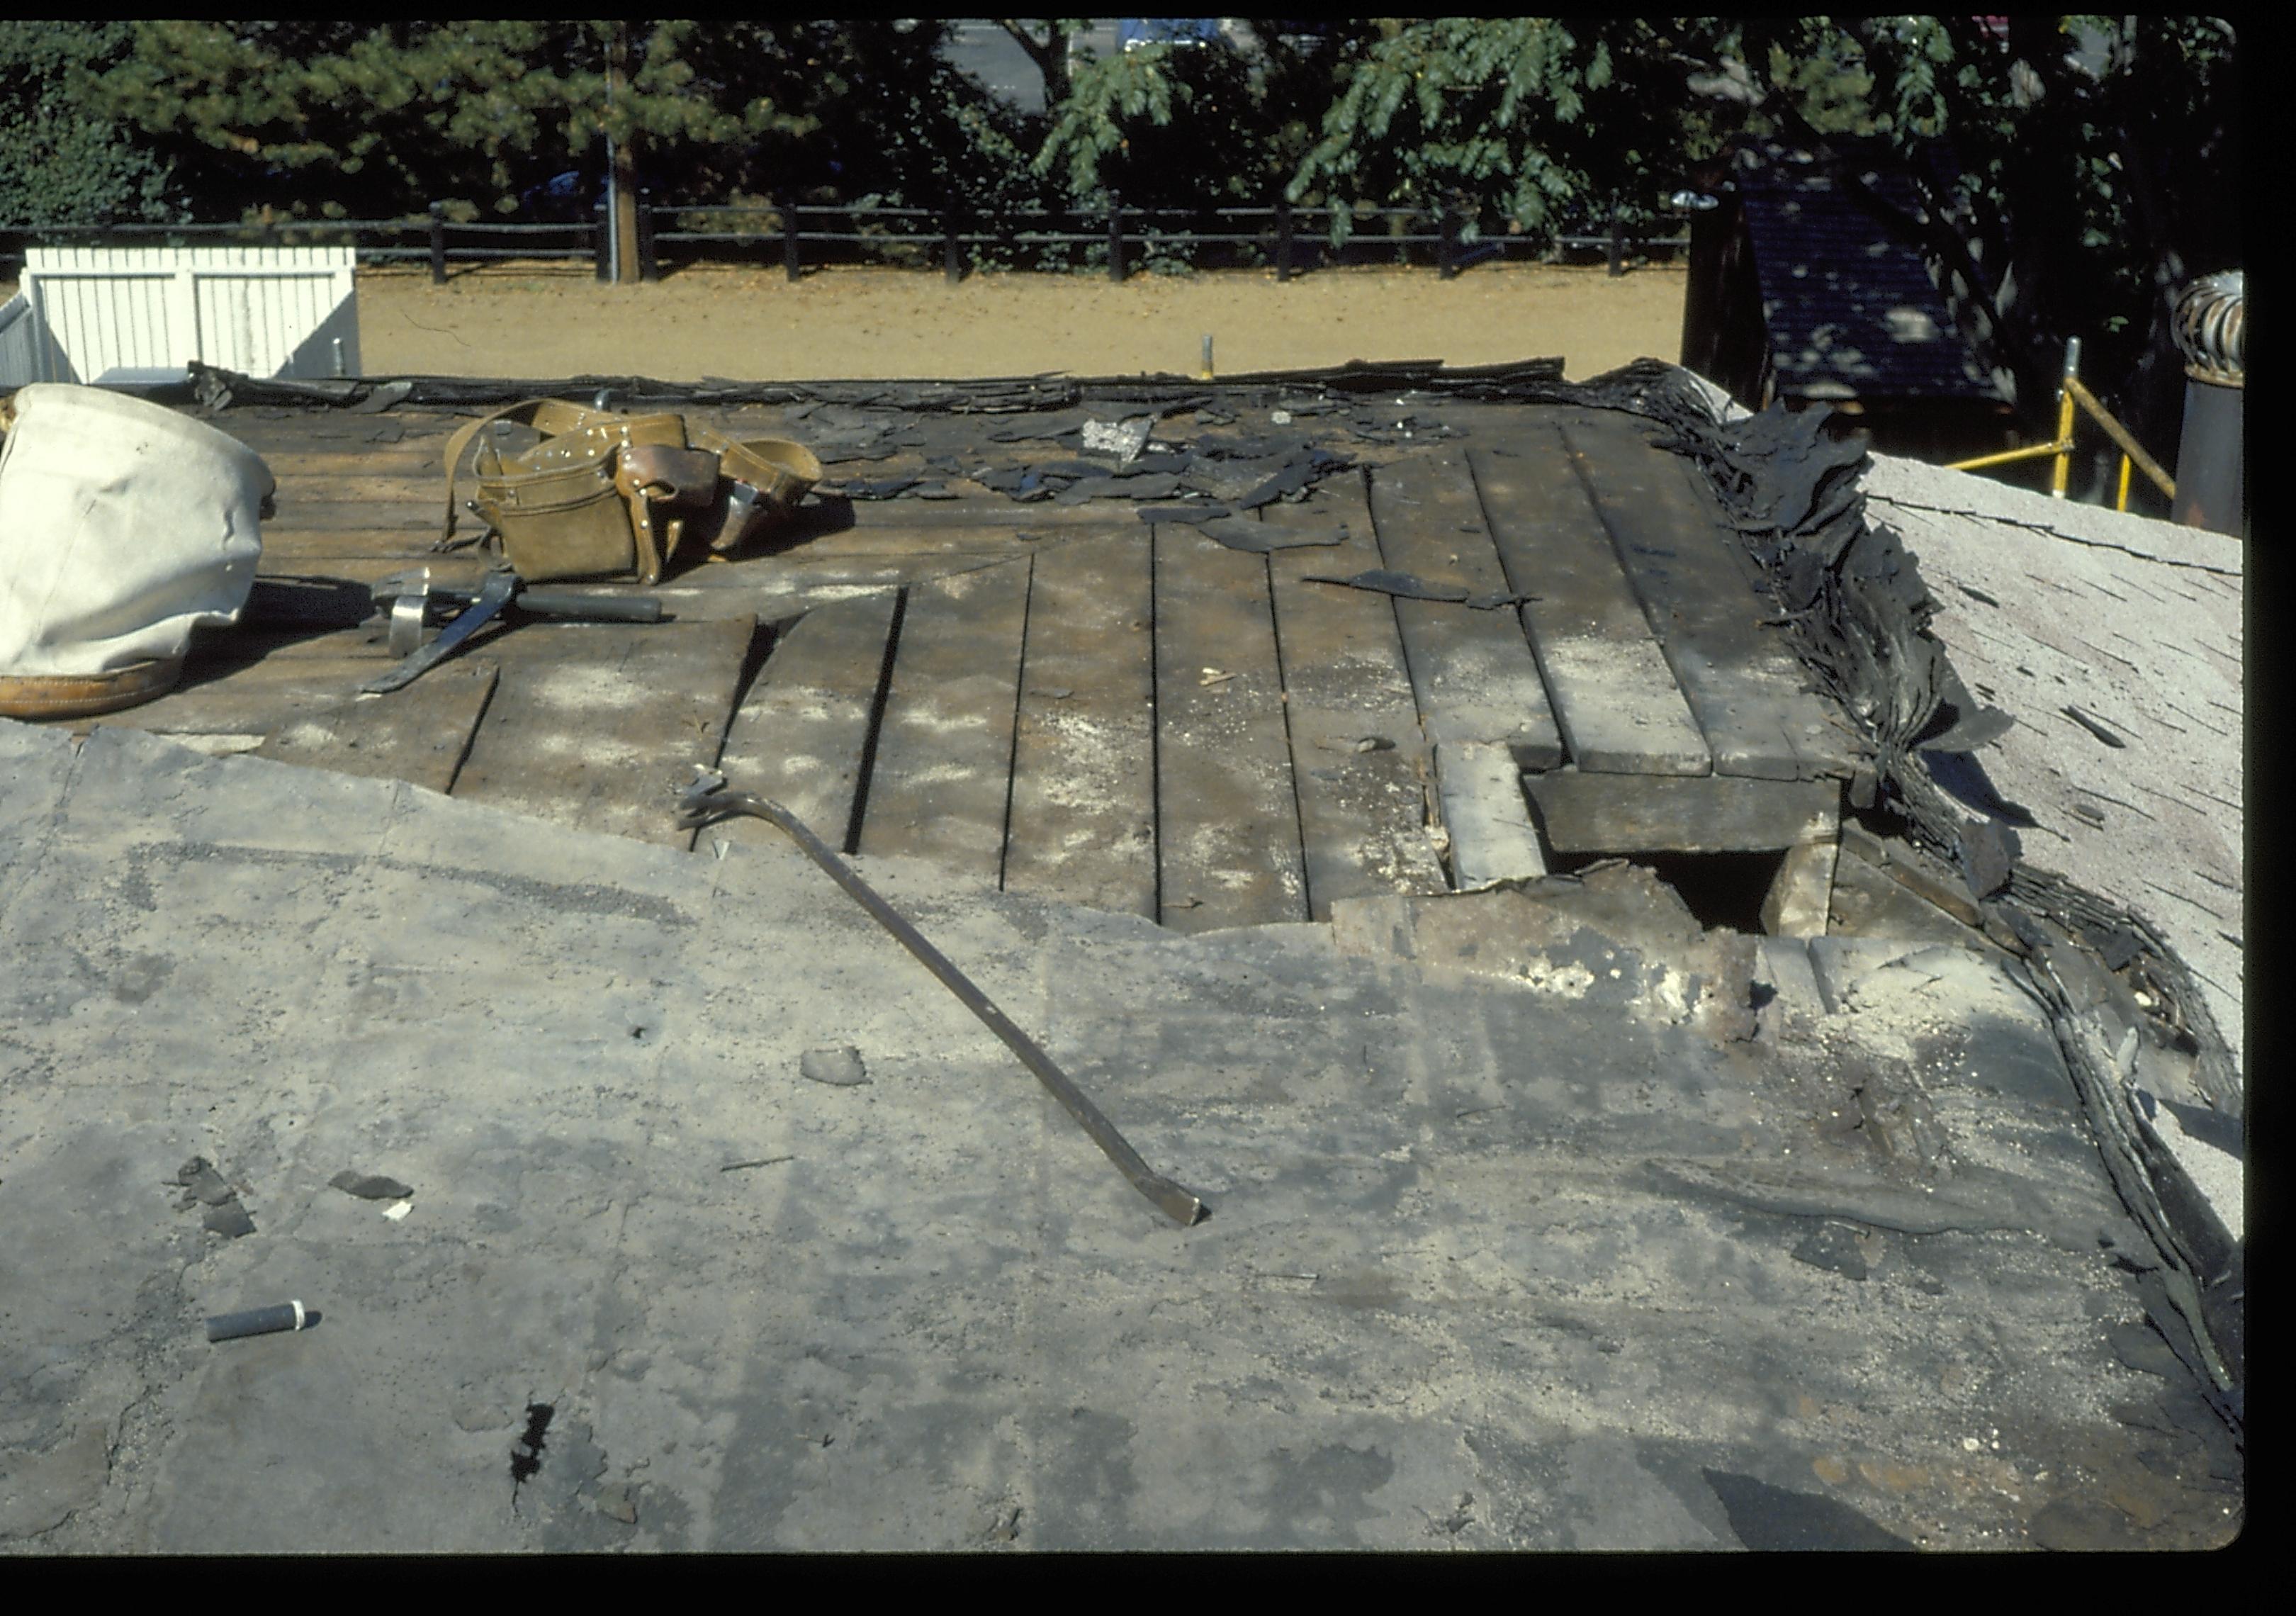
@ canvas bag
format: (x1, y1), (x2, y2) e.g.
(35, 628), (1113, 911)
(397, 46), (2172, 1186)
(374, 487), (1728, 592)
(0, 383), (271, 718)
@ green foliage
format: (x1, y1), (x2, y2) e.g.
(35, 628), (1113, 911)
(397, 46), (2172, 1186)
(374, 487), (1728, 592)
(88, 21), (1032, 222)
(1289, 19), (1729, 248)
(0, 21), (180, 225)
(1033, 25), (1369, 217)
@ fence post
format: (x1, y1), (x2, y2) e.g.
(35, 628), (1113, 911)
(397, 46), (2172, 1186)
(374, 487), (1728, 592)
(1437, 199), (1456, 280)
(427, 202), (447, 285)
(1607, 207), (1625, 278)
(943, 195), (962, 285)
(636, 188), (658, 282)
(782, 194), (801, 283)
(1275, 197), (1293, 282)
(1107, 190), (1125, 284)
(595, 203), (612, 283)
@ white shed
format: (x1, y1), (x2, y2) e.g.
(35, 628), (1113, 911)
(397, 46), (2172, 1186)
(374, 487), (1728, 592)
(0, 244), (360, 387)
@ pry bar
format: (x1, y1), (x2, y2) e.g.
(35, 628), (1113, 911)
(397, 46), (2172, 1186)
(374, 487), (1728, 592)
(674, 769), (1207, 1227)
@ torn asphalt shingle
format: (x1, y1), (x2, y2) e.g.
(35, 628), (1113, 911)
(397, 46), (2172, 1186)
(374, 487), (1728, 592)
(176, 1157), (256, 1239)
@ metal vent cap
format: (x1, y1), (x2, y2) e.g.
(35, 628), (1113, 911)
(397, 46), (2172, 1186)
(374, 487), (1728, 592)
(2173, 271), (2244, 385)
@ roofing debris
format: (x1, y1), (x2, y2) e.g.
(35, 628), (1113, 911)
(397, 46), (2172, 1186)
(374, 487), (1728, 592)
(1608, 369), (2243, 1437)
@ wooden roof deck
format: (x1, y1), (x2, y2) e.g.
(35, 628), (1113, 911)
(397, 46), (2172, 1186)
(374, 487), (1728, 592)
(65, 391), (1863, 931)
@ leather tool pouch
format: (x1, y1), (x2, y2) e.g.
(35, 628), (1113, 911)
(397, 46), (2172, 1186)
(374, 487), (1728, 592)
(690, 432), (824, 554)
(442, 402), (821, 584)
(442, 400), (690, 585)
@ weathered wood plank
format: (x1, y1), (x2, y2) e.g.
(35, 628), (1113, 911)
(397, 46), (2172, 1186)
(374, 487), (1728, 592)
(855, 559), (1032, 884)
(710, 590), (899, 853)
(671, 551), (1030, 597)
(1153, 523), (1307, 931)
(210, 417), (439, 452)
(1436, 741), (1548, 887)
(252, 658), (497, 795)
(258, 534), (446, 571)
(257, 448), (450, 481)
(1467, 432), (1711, 776)
(829, 498), (1158, 533)
(1263, 479), (1448, 916)
(1363, 449), (1565, 768)
(1002, 532), (1158, 917)
(271, 472), (437, 503)
(722, 519), (1071, 561)
(187, 612), (393, 661)
(449, 617), (758, 847)
(1524, 769), (1839, 855)
(264, 500), (439, 533)
(1560, 410), (1852, 781)
(1762, 829), (1841, 938)
(84, 639), (389, 737)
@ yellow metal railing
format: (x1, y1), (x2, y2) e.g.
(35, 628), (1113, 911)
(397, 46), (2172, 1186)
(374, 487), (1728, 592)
(1947, 337), (2175, 511)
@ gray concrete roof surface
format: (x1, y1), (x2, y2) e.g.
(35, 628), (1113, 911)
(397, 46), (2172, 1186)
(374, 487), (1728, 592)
(0, 720), (2241, 1551)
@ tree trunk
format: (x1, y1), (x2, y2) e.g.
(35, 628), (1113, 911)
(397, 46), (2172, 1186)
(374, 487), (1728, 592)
(608, 22), (642, 286)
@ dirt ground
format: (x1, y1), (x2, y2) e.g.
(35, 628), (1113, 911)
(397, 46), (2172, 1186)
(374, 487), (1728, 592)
(348, 259), (1687, 383)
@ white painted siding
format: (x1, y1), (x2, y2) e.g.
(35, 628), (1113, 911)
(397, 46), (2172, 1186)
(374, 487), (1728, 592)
(17, 245), (359, 383)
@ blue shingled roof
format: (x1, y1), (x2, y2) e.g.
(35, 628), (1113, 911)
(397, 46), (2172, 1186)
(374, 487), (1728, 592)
(1739, 157), (2008, 403)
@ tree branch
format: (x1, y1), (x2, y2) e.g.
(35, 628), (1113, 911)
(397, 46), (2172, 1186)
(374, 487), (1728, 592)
(996, 18), (1071, 107)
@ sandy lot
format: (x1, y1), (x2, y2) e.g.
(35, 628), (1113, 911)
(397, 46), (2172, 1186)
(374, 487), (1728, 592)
(349, 260), (1688, 383)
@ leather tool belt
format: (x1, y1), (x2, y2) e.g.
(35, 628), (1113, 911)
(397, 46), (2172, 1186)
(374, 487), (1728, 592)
(440, 399), (821, 585)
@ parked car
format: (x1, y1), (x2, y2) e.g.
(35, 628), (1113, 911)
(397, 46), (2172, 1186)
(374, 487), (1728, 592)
(1118, 18), (1222, 51)
(521, 171), (600, 223)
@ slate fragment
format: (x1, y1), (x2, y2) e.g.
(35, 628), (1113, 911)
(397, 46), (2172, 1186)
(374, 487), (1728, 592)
(1305, 568), (1468, 603)
(176, 1157), (259, 1239)
(2061, 705), (2129, 748)
(1107, 473), (1181, 500)
(972, 466), (1032, 495)
(839, 475), (919, 500)
(1234, 447), (1351, 510)
(2081, 921), (2144, 972)
(1957, 818), (2020, 900)
(331, 1170), (415, 1201)
(201, 1202), (257, 1239)
(1301, 569), (1536, 610)
(174, 1157), (237, 1207)
(1197, 517), (1346, 554)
